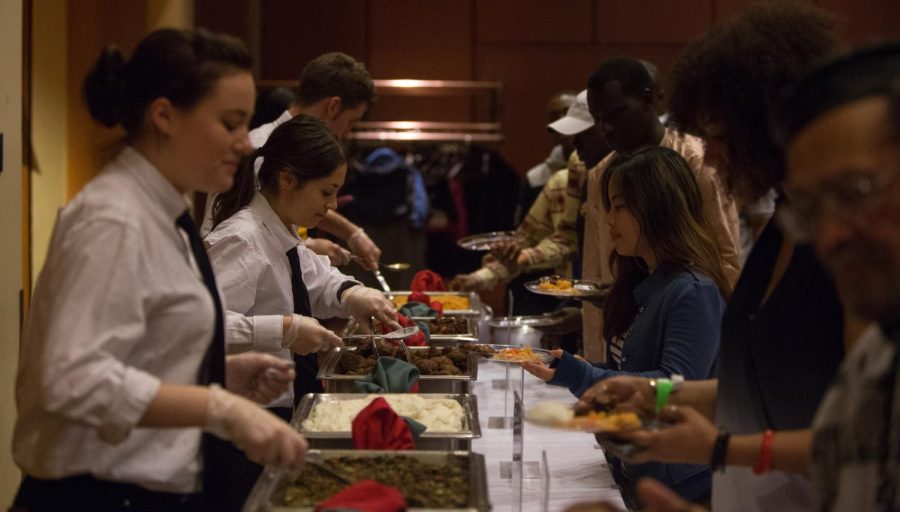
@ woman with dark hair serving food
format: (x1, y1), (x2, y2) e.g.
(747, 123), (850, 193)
(12, 28), (309, 512)
(204, 114), (400, 507)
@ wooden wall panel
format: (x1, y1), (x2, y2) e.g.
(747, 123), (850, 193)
(194, 0), (250, 41)
(191, 0), (899, 173)
(368, 0), (471, 78)
(366, 0), (473, 122)
(476, 0), (593, 43)
(595, 0), (713, 43)
(66, 1), (145, 198)
(477, 46), (602, 172)
(261, 0), (368, 80)
(477, 43), (683, 172)
(817, 0), (900, 43)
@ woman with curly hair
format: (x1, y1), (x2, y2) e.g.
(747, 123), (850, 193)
(577, 3), (864, 511)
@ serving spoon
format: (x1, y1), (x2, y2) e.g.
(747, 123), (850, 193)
(349, 254), (411, 271)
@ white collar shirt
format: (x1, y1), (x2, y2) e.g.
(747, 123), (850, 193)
(14, 146), (215, 493)
(204, 192), (357, 408)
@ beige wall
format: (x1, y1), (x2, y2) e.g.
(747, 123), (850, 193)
(0, 0), (24, 505)
(32, 0), (68, 284)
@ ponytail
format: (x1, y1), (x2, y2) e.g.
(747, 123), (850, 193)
(212, 148), (262, 229)
(83, 47), (127, 128)
(82, 28), (251, 137)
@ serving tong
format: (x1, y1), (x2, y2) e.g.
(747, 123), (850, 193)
(305, 452), (356, 484)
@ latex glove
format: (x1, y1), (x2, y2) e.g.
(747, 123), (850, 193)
(576, 375), (654, 415)
(283, 314), (343, 355)
(637, 478), (709, 512)
(305, 238), (351, 266)
(204, 384), (309, 469)
(225, 353), (295, 404)
(347, 229), (381, 271)
(341, 285), (400, 330)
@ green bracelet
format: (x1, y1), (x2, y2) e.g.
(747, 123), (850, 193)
(654, 378), (673, 413)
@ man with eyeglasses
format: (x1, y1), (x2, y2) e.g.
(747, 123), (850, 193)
(775, 43), (900, 511)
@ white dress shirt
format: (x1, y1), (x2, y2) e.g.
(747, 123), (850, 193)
(204, 192), (357, 408)
(14, 147), (215, 493)
(200, 110), (292, 236)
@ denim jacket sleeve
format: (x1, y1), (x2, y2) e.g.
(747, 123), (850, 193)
(546, 279), (723, 397)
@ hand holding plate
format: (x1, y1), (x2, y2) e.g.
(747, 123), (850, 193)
(576, 375), (654, 416)
(613, 405), (717, 466)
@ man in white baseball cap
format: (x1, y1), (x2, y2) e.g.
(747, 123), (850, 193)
(450, 90), (610, 328)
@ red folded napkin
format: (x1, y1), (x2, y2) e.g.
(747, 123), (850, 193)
(352, 397), (415, 450)
(380, 313), (426, 346)
(315, 480), (406, 512)
(411, 270), (446, 292)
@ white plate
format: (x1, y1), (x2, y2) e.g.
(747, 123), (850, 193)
(473, 344), (554, 364)
(524, 401), (645, 433)
(524, 278), (607, 297)
(457, 231), (521, 251)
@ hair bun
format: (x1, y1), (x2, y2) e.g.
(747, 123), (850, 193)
(83, 46), (127, 127)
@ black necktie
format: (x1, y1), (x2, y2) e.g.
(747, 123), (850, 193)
(286, 247), (323, 404)
(175, 211), (227, 508)
(176, 212), (226, 385)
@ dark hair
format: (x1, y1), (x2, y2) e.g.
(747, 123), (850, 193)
(83, 28), (252, 137)
(600, 146), (731, 340)
(774, 42), (900, 148)
(212, 114), (346, 227)
(250, 86), (297, 129)
(297, 52), (376, 109)
(668, 2), (836, 200)
(587, 57), (653, 97)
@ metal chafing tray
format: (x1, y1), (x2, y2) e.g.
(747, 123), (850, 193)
(412, 317), (478, 341)
(242, 449), (491, 512)
(317, 346), (479, 394)
(343, 317), (479, 342)
(389, 290), (484, 316)
(293, 393), (481, 450)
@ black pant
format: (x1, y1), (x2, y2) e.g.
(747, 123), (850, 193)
(12, 475), (201, 512)
(212, 406), (294, 512)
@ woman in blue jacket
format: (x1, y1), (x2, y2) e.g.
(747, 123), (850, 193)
(523, 146), (731, 504)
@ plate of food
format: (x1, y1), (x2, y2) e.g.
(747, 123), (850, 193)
(457, 343), (554, 363)
(525, 401), (644, 433)
(457, 231), (522, 251)
(524, 276), (608, 297)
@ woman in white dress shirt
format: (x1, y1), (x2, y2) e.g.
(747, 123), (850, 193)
(207, 114), (399, 402)
(12, 29), (308, 512)
(204, 114), (398, 505)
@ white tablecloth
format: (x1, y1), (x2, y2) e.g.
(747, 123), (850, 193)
(470, 360), (627, 511)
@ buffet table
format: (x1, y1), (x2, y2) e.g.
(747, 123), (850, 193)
(471, 361), (626, 511)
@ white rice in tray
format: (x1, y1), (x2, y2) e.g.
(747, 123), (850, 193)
(302, 395), (466, 432)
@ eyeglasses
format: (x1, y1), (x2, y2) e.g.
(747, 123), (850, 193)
(779, 166), (899, 242)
